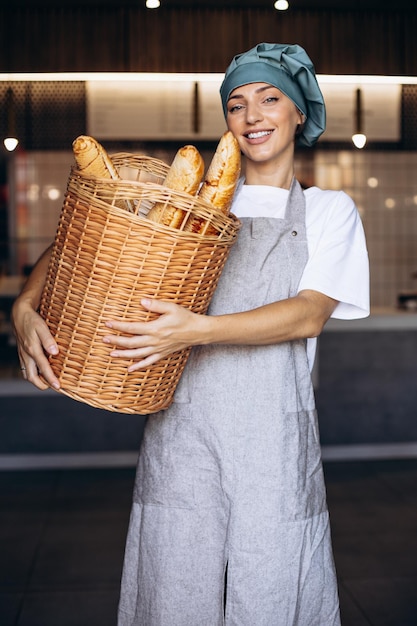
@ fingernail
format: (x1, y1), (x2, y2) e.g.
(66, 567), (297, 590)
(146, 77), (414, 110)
(141, 298), (151, 307)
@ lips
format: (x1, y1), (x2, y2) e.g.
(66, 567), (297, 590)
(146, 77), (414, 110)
(245, 130), (273, 140)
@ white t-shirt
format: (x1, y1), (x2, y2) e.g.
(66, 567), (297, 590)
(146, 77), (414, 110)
(231, 182), (370, 368)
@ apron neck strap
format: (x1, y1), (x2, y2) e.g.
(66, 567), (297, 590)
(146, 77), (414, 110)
(284, 177), (306, 222)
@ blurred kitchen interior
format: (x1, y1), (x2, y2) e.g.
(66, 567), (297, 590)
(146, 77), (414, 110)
(2, 0), (417, 461)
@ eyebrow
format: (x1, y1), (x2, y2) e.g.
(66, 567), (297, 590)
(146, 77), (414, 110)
(227, 84), (278, 103)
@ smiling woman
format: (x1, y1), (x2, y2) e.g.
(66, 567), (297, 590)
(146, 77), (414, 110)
(219, 42), (326, 147)
(112, 43), (369, 626)
(11, 41), (369, 626)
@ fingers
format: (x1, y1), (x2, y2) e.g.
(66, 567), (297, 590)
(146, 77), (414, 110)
(127, 353), (164, 371)
(103, 299), (176, 347)
(102, 299), (193, 368)
(36, 326), (59, 358)
(16, 314), (61, 390)
(21, 361), (50, 391)
(140, 298), (173, 314)
(104, 320), (151, 340)
(18, 352), (50, 391)
(19, 345), (60, 391)
(103, 327), (153, 362)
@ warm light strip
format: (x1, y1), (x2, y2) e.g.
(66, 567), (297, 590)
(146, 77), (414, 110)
(0, 72), (226, 82)
(318, 74), (417, 85)
(0, 72), (417, 84)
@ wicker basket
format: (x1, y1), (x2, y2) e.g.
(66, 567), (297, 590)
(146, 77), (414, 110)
(39, 154), (240, 414)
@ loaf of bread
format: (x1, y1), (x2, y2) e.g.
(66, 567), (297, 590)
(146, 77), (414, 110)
(197, 131), (241, 214)
(72, 135), (134, 212)
(72, 135), (120, 180)
(184, 131), (241, 235)
(146, 145), (205, 228)
(160, 144), (205, 196)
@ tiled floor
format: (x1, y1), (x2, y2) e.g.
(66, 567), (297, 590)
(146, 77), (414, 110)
(0, 459), (416, 626)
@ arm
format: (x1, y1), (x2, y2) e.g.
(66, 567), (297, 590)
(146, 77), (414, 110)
(11, 243), (60, 390)
(103, 289), (338, 370)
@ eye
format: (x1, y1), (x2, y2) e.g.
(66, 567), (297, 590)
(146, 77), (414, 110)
(227, 103), (245, 114)
(263, 96), (279, 104)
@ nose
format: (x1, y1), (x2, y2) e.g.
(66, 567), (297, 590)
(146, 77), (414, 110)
(245, 101), (263, 125)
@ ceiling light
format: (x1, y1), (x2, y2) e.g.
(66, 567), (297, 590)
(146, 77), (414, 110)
(274, 1), (289, 10)
(146, 0), (160, 7)
(4, 137), (18, 152)
(352, 133), (367, 149)
(3, 88), (19, 152)
(352, 88), (367, 149)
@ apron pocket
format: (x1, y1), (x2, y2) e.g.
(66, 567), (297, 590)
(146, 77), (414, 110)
(282, 409), (321, 485)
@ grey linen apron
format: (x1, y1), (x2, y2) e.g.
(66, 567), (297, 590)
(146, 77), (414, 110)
(118, 179), (341, 626)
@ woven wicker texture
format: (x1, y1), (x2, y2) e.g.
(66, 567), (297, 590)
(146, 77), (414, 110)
(39, 154), (240, 414)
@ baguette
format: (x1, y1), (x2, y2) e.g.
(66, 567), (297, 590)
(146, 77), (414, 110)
(72, 135), (134, 212)
(72, 135), (120, 180)
(185, 131), (241, 235)
(146, 145), (205, 228)
(198, 131), (241, 213)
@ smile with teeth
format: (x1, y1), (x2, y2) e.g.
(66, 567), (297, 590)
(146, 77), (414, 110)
(246, 130), (273, 139)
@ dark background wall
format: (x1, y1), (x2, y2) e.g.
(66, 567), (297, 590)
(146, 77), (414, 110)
(1, 2), (417, 152)
(1, 4), (416, 75)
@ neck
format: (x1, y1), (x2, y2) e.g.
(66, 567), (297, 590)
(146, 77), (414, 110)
(244, 160), (295, 190)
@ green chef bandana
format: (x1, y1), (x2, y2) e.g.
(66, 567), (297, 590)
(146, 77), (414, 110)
(220, 42), (326, 147)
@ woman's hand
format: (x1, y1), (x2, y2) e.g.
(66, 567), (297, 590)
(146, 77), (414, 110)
(10, 243), (58, 390)
(102, 289), (338, 371)
(11, 298), (60, 391)
(103, 298), (206, 371)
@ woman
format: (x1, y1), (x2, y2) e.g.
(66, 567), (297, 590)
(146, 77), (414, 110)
(13, 43), (369, 625)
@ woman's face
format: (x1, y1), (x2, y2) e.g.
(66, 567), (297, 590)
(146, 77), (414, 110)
(225, 82), (305, 167)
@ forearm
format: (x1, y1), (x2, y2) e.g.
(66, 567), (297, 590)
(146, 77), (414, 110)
(200, 290), (338, 347)
(13, 244), (53, 311)
(11, 243), (60, 390)
(104, 290), (338, 370)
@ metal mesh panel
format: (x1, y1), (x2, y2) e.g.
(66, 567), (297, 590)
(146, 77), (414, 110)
(1, 80), (417, 150)
(0, 83), (27, 147)
(401, 85), (417, 150)
(0, 82), (86, 150)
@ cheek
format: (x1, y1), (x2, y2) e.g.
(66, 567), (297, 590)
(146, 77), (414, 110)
(282, 111), (304, 136)
(226, 128), (246, 153)
(293, 108), (306, 127)
(226, 115), (237, 133)
(226, 118), (244, 142)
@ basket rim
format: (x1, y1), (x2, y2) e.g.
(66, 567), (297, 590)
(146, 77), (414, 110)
(74, 152), (169, 172)
(67, 171), (241, 240)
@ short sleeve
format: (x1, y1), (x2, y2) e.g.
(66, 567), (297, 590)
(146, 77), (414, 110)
(298, 189), (370, 320)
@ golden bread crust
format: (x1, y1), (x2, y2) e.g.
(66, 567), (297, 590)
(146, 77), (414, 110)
(147, 145), (204, 228)
(72, 135), (120, 180)
(197, 131), (241, 214)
